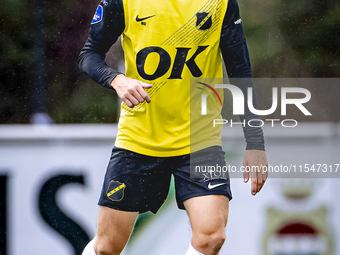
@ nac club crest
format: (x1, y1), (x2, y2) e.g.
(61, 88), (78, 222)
(106, 180), (126, 201)
(196, 12), (212, 30)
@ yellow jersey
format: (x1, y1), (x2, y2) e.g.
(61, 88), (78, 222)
(115, 0), (227, 156)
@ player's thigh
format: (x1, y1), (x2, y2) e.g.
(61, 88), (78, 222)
(95, 206), (138, 253)
(99, 147), (172, 213)
(184, 195), (229, 236)
(173, 146), (232, 210)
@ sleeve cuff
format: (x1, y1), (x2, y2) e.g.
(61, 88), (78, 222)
(106, 72), (124, 90)
(246, 143), (265, 151)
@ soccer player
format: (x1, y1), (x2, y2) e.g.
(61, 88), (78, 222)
(78, 0), (268, 254)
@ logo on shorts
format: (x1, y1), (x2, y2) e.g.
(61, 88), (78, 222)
(106, 180), (126, 201)
(196, 12), (212, 30)
(208, 182), (226, 189)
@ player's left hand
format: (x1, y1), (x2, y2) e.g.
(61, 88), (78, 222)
(242, 150), (268, 196)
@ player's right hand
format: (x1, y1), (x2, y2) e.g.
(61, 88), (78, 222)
(111, 74), (152, 108)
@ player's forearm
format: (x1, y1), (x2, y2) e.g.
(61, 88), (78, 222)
(238, 95), (265, 151)
(233, 79), (265, 151)
(78, 43), (122, 89)
(221, 43), (265, 151)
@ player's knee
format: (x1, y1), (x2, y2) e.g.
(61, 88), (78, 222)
(94, 237), (120, 255)
(209, 230), (226, 251)
(193, 228), (226, 252)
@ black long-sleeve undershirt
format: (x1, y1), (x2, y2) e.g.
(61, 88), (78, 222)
(78, 0), (265, 151)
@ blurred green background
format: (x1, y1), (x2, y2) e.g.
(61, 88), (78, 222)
(0, 0), (339, 124)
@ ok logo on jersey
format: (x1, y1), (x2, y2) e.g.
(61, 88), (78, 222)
(136, 46), (208, 80)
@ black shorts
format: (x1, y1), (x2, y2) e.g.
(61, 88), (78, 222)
(98, 146), (232, 214)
